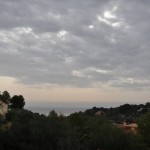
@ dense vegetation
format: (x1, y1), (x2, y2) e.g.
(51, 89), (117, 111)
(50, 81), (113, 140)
(0, 91), (150, 150)
(84, 102), (150, 123)
(0, 90), (25, 109)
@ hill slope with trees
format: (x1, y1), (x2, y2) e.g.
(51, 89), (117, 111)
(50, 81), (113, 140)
(0, 90), (150, 150)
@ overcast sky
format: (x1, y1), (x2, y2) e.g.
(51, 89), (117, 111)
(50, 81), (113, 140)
(0, 0), (150, 107)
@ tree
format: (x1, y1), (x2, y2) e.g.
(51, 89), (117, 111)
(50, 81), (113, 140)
(138, 112), (150, 147)
(119, 103), (131, 114)
(9, 95), (25, 109)
(48, 110), (58, 118)
(0, 90), (11, 104)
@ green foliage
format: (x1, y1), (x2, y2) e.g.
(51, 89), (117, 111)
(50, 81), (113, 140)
(9, 95), (25, 109)
(69, 112), (86, 127)
(88, 123), (145, 150)
(119, 104), (131, 114)
(138, 112), (150, 147)
(84, 102), (150, 124)
(1, 99), (150, 150)
(0, 90), (11, 104)
(48, 110), (58, 118)
(0, 109), (148, 150)
(84, 106), (107, 116)
(1, 109), (65, 150)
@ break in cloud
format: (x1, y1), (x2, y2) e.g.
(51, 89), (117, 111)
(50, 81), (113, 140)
(0, 0), (150, 89)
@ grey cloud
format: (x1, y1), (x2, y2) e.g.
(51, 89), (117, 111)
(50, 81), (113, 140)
(0, 0), (150, 89)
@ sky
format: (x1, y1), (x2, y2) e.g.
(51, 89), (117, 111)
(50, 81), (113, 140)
(0, 0), (150, 108)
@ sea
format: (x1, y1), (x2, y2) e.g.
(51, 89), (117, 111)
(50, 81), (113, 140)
(25, 106), (88, 116)
(25, 101), (125, 116)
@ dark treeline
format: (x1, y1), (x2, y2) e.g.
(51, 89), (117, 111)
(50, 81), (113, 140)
(0, 90), (25, 109)
(0, 91), (150, 150)
(84, 102), (150, 123)
(1, 109), (150, 150)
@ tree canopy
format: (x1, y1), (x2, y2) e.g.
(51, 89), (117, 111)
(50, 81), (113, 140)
(0, 90), (150, 150)
(0, 90), (11, 104)
(9, 95), (25, 109)
(138, 112), (150, 147)
(0, 109), (147, 150)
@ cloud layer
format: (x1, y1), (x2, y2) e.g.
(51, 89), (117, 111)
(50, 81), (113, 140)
(0, 0), (150, 89)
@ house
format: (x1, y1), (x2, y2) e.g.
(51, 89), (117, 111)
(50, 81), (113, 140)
(95, 111), (105, 116)
(113, 122), (138, 134)
(0, 101), (8, 116)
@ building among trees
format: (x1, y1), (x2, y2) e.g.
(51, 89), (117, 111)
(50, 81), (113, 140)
(0, 100), (8, 116)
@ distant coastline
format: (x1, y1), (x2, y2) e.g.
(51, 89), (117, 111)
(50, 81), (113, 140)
(25, 106), (87, 116)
